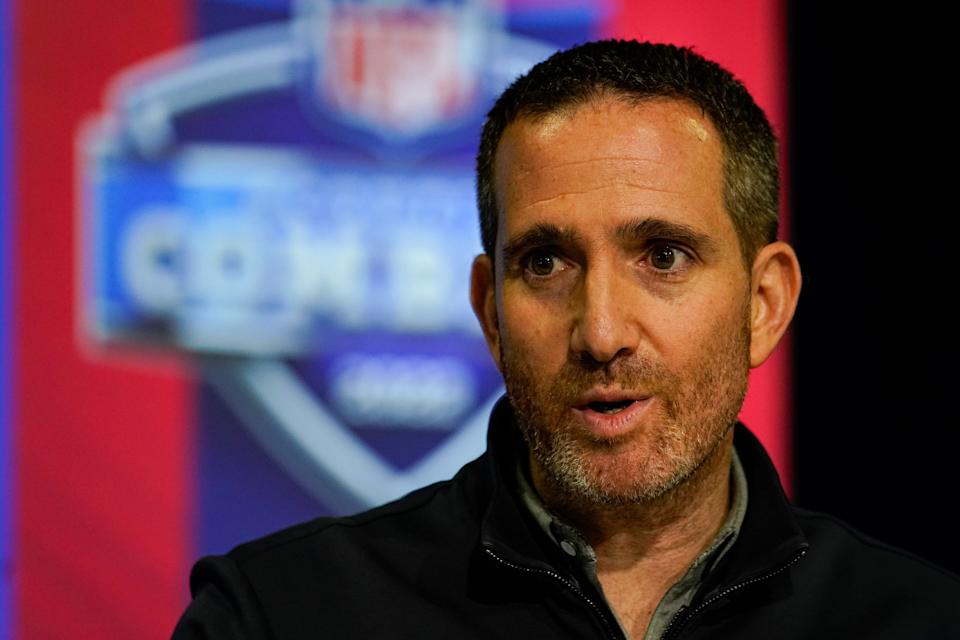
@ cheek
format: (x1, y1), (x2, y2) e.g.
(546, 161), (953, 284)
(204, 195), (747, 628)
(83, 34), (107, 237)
(499, 295), (571, 367)
(651, 288), (748, 362)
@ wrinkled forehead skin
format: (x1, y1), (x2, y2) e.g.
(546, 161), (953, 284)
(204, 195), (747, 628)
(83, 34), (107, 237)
(491, 97), (737, 274)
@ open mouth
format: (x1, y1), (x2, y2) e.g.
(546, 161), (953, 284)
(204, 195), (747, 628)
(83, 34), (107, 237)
(587, 400), (635, 415)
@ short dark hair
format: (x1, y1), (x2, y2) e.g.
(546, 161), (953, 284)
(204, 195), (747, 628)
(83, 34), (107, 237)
(475, 39), (779, 265)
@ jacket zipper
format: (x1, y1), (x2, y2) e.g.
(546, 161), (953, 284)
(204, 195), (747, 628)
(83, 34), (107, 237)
(483, 546), (625, 640)
(659, 548), (808, 640)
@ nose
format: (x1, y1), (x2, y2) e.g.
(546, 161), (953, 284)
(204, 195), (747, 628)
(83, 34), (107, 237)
(569, 264), (641, 364)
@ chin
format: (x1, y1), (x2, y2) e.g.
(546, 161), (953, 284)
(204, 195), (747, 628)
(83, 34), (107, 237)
(536, 436), (703, 506)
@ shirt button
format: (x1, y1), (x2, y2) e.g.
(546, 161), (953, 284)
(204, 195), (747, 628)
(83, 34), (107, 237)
(560, 540), (577, 556)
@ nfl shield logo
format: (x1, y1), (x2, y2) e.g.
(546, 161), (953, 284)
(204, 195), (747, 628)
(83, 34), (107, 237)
(302, 0), (492, 140)
(83, 0), (558, 514)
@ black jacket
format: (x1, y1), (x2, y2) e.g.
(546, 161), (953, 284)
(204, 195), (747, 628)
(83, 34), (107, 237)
(174, 401), (960, 639)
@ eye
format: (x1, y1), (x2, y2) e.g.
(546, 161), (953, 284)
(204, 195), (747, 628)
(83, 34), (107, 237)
(524, 250), (567, 278)
(648, 243), (692, 272)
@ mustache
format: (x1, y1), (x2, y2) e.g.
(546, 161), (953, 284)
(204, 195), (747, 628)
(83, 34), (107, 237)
(545, 351), (671, 404)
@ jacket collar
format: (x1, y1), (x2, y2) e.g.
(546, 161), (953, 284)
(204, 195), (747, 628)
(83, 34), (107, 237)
(478, 396), (562, 571)
(478, 396), (809, 588)
(700, 425), (809, 592)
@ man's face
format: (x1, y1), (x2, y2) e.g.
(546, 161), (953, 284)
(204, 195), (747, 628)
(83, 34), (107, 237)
(478, 97), (753, 505)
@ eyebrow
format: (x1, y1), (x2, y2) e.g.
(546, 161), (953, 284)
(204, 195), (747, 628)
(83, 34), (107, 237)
(614, 217), (717, 254)
(500, 223), (582, 265)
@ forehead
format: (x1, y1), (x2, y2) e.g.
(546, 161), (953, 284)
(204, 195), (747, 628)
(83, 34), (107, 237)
(493, 97), (731, 248)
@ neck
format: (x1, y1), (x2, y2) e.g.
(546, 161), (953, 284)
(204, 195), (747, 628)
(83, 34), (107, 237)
(529, 429), (736, 639)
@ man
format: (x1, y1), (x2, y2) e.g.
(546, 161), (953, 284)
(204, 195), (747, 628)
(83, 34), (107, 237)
(174, 40), (960, 639)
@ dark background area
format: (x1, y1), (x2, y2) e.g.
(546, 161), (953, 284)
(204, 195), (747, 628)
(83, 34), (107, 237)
(790, 3), (959, 575)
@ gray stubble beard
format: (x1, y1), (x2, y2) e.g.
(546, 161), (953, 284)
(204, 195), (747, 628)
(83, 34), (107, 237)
(500, 305), (751, 508)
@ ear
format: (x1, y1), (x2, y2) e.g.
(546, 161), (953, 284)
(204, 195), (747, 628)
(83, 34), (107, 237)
(470, 254), (503, 371)
(749, 241), (802, 367)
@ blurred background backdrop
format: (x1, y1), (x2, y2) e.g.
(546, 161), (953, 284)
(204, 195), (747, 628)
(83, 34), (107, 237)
(0, 1), (956, 638)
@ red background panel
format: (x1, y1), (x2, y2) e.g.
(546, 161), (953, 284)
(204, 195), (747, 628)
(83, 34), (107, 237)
(13, 2), (193, 638)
